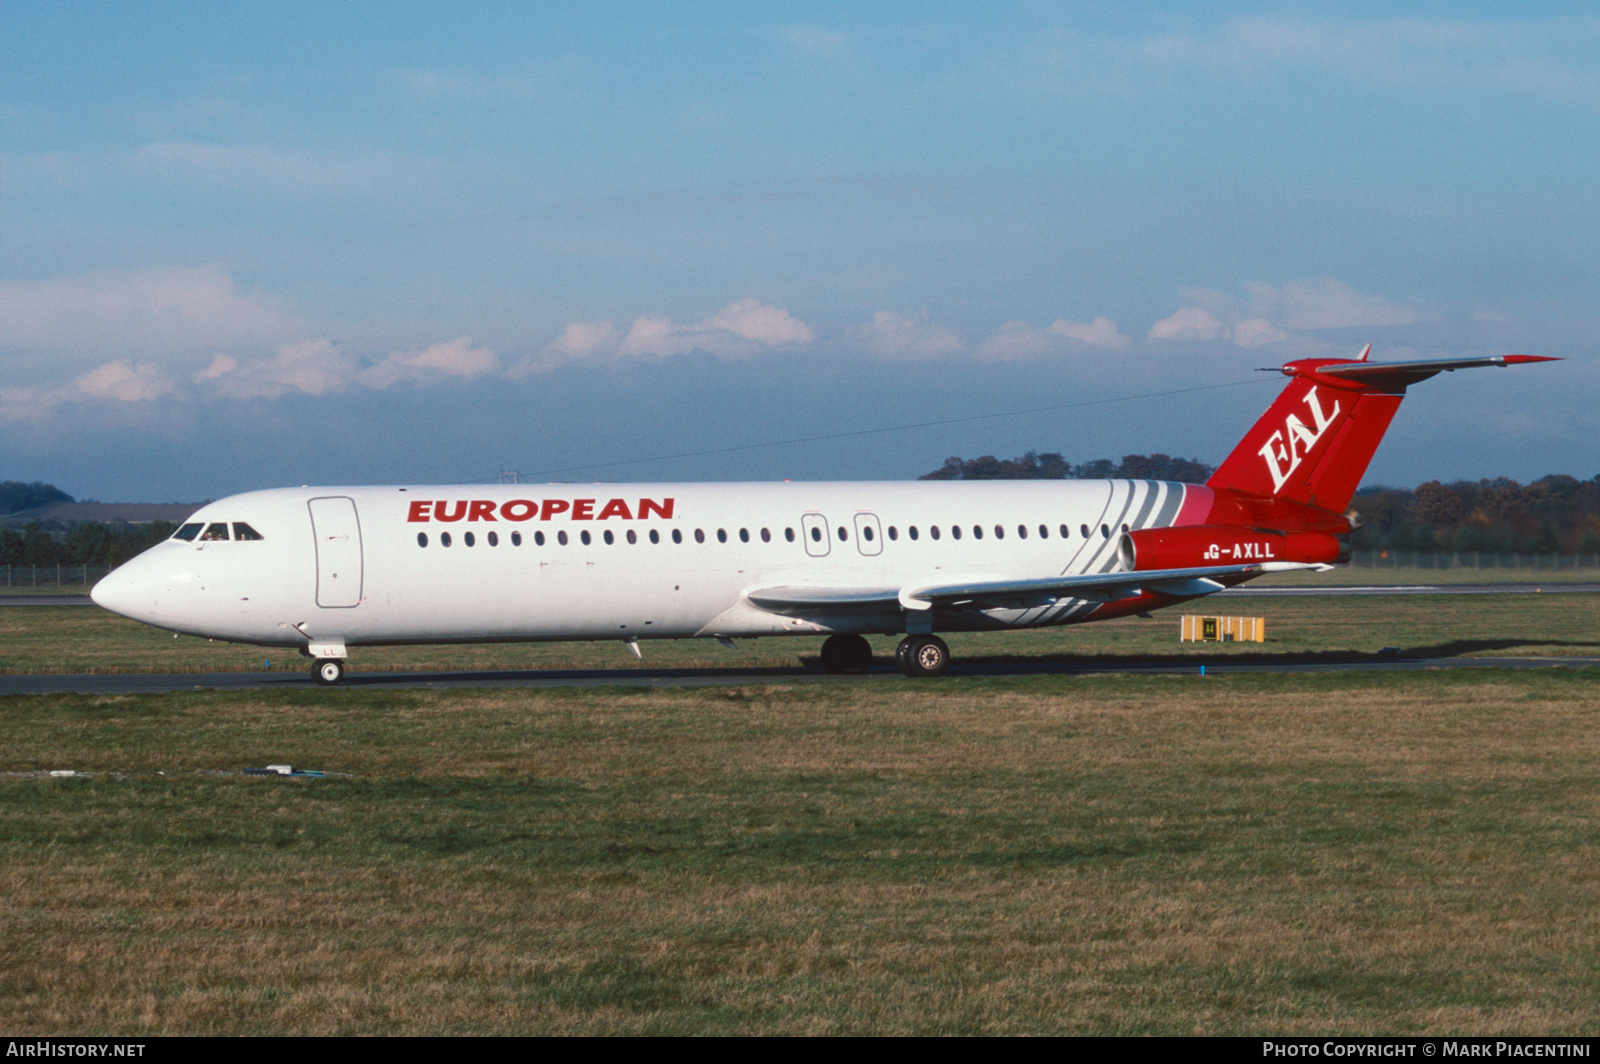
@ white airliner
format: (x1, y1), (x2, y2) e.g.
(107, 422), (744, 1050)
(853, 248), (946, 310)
(90, 349), (1553, 683)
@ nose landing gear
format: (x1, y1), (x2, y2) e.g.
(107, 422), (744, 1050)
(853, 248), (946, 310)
(312, 659), (345, 686)
(895, 634), (950, 678)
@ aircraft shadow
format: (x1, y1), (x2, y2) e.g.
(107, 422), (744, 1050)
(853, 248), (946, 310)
(940, 637), (1600, 670)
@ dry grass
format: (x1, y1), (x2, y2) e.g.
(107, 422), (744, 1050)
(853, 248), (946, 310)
(3, 670), (1599, 1034)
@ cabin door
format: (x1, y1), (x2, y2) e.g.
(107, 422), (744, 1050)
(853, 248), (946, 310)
(800, 513), (831, 557)
(308, 496), (364, 608)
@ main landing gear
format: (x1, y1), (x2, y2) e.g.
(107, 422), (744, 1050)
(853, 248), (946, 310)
(818, 632), (952, 678)
(312, 659), (345, 686)
(819, 633), (873, 674)
(895, 634), (950, 678)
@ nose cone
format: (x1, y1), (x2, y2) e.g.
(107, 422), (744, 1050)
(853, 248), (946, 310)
(90, 564), (144, 620)
(90, 554), (170, 624)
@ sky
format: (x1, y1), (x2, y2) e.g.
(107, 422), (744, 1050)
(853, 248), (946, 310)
(3, 2), (1596, 501)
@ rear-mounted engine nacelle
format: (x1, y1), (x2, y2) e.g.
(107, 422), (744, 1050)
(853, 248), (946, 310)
(1119, 525), (1349, 570)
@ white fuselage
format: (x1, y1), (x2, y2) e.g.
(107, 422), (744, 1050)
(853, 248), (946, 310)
(91, 478), (1204, 650)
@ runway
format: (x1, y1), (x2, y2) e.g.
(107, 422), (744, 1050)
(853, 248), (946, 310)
(4, 652), (1596, 697)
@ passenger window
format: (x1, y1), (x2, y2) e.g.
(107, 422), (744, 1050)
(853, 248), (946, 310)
(1080, 524), (1090, 538)
(1122, 523), (1129, 533)
(534, 531), (545, 546)
(973, 525), (982, 540)
(695, 529), (705, 544)
(673, 529), (684, 544)
(761, 528), (771, 543)
(233, 523), (264, 541)
(581, 530), (592, 545)
(417, 532), (428, 548)
(649, 529), (660, 544)
(931, 526), (940, 540)
(951, 526), (961, 540)
(442, 532), (453, 547)
(739, 528), (749, 543)
(1017, 525), (1027, 539)
(863, 526), (874, 541)
(993, 525), (1002, 539)
(465, 531), (475, 547)
(887, 526), (897, 541)
(910, 526), (919, 541)
(837, 527), (848, 541)
(201, 523), (229, 541)
(603, 530), (614, 545)
(558, 531), (568, 546)
(512, 531), (523, 546)
(785, 528), (795, 542)
(488, 531), (498, 546)
(627, 529), (637, 545)
(173, 523), (203, 541)
(1101, 525), (1109, 538)
(810, 527), (822, 542)
(1041, 525), (1049, 538)
(717, 529), (727, 543)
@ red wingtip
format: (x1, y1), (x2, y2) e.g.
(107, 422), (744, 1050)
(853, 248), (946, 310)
(1503, 354), (1561, 364)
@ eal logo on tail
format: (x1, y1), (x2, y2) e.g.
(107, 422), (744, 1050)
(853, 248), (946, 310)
(1258, 386), (1341, 493)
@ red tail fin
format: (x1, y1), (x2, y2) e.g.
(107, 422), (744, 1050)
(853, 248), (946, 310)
(1208, 351), (1558, 515)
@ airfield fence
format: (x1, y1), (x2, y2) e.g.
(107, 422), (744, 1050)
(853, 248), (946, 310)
(3, 565), (115, 588)
(3, 553), (1600, 589)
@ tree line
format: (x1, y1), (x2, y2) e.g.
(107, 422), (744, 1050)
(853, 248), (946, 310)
(0, 521), (180, 569)
(921, 452), (1216, 483)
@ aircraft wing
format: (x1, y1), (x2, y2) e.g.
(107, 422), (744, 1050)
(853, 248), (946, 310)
(747, 562), (1313, 616)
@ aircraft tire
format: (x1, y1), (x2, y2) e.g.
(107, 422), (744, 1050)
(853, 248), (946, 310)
(820, 633), (872, 674)
(312, 659), (345, 686)
(898, 635), (949, 678)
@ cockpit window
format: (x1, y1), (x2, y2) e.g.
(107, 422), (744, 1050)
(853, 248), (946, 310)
(232, 522), (264, 541)
(201, 523), (230, 541)
(173, 523), (203, 541)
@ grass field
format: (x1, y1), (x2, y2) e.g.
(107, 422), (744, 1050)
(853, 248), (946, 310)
(3, 590), (1598, 676)
(3, 669), (1599, 1034)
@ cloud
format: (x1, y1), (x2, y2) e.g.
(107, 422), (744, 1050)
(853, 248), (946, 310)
(517, 299), (815, 369)
(1151, 278), (1422, 348)
(1242, 279), (1422, 330)
(0, 265), (300, 366)
(1231, 318), (1292, 348)
(1148, 306), (1230, 342)
(617, 299), (815, 358)
(1048, 316), (1132, 351)
(198, 339), (360, 399)
(72, 360), (175, 402)
(852, 311), (965, 359)
(360, 336), (501, 389)
(196, 336), (501, 397)
(707, 298), (815, 345)
(546, 321), (619, 359)
(0, 359), (176, 421)
(975, 316), (1132, 361)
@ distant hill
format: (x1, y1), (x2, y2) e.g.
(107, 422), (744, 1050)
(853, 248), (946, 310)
(0, 480), (73, 514)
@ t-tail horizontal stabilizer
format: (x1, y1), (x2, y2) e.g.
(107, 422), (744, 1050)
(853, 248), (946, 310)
(1209, 349), (1559, 515)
